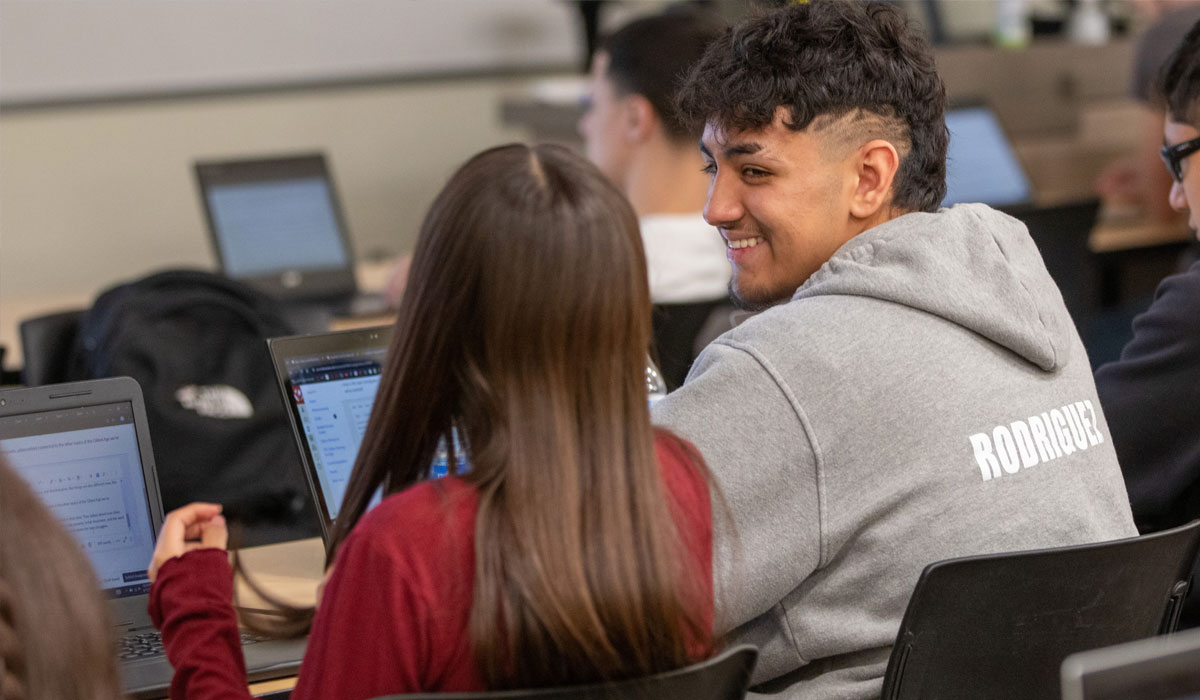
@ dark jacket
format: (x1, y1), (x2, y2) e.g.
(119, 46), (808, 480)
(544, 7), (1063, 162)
(1095, 259), (1200, 626)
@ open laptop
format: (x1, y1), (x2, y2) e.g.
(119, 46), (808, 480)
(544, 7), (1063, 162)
(0, 377), (305, 699)
(942, 103), (1035, 209)
(268, 326), (393, 542)
(1061, 627), (1200, 700)
(268, 326), (466, 542)
(194, 152), (386, 316)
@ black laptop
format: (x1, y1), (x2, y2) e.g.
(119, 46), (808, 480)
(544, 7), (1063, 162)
(194, 152), (386, 316)
(0, 377), (306, 698)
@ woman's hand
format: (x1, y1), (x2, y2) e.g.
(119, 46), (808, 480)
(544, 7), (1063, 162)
(148, 502), (228, 583)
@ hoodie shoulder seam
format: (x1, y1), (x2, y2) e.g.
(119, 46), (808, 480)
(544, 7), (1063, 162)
(981, 218), (1061, 368)
(713, 337), (829, 570)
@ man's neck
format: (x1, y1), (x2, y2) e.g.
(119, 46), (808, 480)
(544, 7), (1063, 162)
(623, 138), (710, 218)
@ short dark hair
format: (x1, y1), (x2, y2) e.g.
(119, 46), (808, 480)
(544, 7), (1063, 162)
(676, 0), (948, 212)
(1162, 18), (1200, 126)
(601, 8), (727, 143)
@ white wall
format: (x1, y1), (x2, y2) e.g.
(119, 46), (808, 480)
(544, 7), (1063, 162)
(0, 0), (577, 104)
(0, 77), (543, 304)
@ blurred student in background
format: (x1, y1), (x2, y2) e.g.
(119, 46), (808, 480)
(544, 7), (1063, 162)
(1096, 0), (1200, 223)
(148, 143), (716, 700)
(578, 8), (731, 390)
(0, 456), (124, 700)
(1095, 16), (1200, 628)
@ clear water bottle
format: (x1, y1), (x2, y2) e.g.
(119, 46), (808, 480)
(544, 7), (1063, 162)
(646, 358), (668, 407)
(431, 429), (468, 478)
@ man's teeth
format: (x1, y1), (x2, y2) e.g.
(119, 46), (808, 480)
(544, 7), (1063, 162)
(727, 237), (764, 249)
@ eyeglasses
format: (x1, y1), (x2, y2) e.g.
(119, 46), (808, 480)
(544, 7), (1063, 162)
(1161, 135), (1200, 182)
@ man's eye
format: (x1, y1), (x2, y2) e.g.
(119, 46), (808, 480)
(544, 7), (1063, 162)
(743, 167), (769, 179)
(701, 162), (717, 176)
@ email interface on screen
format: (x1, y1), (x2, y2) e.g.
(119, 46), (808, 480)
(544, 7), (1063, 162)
(206, 176), (348, 277)
(285, 349), (387, 520)
(0, 402), (156, 598)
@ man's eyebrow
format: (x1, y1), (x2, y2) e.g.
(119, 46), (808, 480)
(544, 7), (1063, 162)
(723, 142), (763, 158)
(700, 141), (765, 160)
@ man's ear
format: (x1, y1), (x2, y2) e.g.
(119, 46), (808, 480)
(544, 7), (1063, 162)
(623, 94), (659, 145)
(849, 139), (901, 219)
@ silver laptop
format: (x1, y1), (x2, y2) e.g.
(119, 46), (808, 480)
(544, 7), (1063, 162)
(194, 152), (385, 316)
(1061, 627), (1200, 700)
(0, 377), (305, 699)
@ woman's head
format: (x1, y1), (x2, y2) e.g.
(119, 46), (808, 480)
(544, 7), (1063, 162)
(335, 143), (653, 531)
(332, 143), (710, 687)
(0, 456), (123, 700)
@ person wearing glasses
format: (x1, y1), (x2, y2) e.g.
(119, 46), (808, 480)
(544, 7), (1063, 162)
(1095, 17), (1200, 630)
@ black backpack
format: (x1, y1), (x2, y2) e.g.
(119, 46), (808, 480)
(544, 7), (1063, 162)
(67, 269), (318, 544)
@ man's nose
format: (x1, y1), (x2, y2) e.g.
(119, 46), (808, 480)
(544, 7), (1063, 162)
(703, 170), (743, 228)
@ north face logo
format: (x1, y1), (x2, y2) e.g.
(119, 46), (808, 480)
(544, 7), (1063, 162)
(175, 385), (254, 419)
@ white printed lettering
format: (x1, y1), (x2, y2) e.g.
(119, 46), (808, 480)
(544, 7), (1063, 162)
(1041, 412), (1063, 458)
(993, 425), (1021, 474)
(1050, 409), (1076, 455)
(1084, 400), (1104, 444)
(970, 433), (1001, 481)
(1074, 401), (1099, 446)
(1009, 420), (1039, 468)
(1028, 415), (1055, 462)
(1064, 404), (1089, 450)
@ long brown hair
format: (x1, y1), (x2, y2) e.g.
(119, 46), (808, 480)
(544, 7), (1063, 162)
(328, 143), (712, 687)
(0, 456), (123, 700)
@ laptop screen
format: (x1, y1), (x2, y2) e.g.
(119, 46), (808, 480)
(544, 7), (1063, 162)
(203, 173), (348, 278)
(0, 401), (157, 598)
(284, 348), (387, 520)
(271, 327), (465, 537)
(942, 105), (1033, 208)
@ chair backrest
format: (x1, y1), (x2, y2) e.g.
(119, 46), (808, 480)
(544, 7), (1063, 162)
(881, 520), (1200, 700)
(19, 309), (84, 386)
(369, 645), (758, 700)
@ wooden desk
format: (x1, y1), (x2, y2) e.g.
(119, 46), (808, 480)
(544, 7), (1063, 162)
(1089, 217), (1193, 254)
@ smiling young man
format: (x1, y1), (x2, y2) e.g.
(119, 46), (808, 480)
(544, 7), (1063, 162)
(1094, 18), (1200, 628)
(652, 3), (1137, 699)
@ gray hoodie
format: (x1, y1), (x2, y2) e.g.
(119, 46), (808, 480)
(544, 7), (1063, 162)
(653, 204), (1137, 700)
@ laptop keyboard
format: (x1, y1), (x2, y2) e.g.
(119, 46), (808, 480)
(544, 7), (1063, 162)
(120, 631), (268, 660)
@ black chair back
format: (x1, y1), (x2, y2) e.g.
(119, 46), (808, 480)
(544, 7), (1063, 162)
(881, 520), (1200, 700)
(19, 309), (84, 386)
(370, 645), (758, 700)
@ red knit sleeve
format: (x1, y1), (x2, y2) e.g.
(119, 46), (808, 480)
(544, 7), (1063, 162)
(289, 523), (433, 700)
(148, 548), (251, 700)
(654, 431), (716, 656)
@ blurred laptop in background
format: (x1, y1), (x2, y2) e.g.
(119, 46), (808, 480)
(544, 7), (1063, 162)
(194, 152), (387, 318)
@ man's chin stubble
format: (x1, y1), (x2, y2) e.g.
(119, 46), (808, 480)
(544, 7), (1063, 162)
(729, 279), (789, 312)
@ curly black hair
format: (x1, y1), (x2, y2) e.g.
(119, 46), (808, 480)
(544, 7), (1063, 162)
(1162, 17), (1200, 126)
(676, 0), (948, 212)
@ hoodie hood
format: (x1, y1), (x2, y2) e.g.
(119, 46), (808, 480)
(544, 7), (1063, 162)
(793, 203), (1072, 371)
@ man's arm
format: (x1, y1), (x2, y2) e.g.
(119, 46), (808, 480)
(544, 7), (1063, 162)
(1095, 263), (1200, 528)
(653, 339), (822, 638)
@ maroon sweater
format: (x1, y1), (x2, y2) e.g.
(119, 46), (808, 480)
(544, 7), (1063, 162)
(149, 435), (714, 700)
